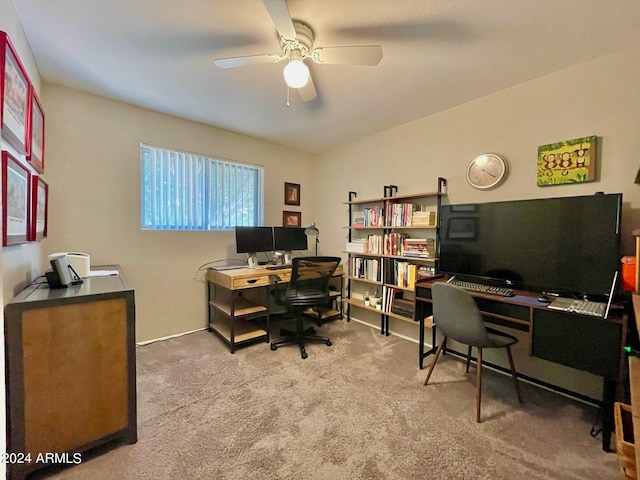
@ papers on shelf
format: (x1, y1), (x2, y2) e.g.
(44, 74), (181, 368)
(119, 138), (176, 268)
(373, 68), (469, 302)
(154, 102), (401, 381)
(86, 270), (119, 277)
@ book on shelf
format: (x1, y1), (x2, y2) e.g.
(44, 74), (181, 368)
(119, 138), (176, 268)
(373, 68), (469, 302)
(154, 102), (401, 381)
(401, 238), (435, 258)
(391, 298), (414, 318)
(348, 257), (381, 282)
(383, 232), (407, 256)
(382, 286), (403, 313)
(382, 258), (418, 288)
(346, 239), (367, 253)
(410, 209), (436, 226)
(351, 210), (365, 227)
(417, 265), (437, 279)
(352, 207), (384, 227)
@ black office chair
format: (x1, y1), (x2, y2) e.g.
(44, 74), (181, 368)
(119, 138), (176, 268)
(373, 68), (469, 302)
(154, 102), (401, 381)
(270, 256), (341, 359)
(424, 282), (523, 422)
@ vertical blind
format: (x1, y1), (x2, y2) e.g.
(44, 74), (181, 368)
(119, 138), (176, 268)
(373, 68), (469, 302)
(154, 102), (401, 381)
(140, 144), (264, 230)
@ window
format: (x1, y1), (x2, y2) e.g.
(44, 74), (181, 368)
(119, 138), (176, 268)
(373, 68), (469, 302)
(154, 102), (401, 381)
(140, 144), (263, 230)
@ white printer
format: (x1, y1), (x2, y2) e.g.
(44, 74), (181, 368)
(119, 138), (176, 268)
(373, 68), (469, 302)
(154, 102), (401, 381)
(47, 252), (90, 278)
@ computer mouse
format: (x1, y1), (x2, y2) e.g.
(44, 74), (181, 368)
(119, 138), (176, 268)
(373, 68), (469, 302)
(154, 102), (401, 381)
(537, 295), (550, 304)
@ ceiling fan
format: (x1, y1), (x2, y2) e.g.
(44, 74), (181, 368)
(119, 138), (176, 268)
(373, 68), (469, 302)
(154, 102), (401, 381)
(213, 0), (383, 102)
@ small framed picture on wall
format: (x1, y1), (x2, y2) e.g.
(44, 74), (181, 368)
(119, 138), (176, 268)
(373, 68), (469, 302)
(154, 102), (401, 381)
(284, 182), (300, 206)
(27, 89), (45, 173)
(283, 211), (301, 227)
(30, 176), (48, 241)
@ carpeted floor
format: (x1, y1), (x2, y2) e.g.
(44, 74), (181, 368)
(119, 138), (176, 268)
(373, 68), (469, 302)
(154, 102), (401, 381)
(38, 318), (621, 479)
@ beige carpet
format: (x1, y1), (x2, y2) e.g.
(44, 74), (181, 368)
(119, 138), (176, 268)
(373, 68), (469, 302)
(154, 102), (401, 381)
(39, 319), (621, 480)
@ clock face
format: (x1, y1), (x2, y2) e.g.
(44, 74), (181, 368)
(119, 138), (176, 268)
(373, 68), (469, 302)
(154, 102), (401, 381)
(466, 153), (509, 190)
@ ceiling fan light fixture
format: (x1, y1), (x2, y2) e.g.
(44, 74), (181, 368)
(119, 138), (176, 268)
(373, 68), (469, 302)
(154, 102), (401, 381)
(283, 50), (309, 88)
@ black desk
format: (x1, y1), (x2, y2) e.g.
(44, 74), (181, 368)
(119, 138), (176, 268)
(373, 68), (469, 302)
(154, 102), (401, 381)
(415, 278), (628, 452)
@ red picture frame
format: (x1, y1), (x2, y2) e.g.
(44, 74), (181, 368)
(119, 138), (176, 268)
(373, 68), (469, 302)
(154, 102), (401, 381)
(0, 32), (31, 155)
(30, 176), (48, 241)
(2, 150), (31, 246)
(27, 89), (44, 173)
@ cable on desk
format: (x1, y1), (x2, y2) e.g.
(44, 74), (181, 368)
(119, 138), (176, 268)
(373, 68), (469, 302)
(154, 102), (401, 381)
(193, 259), (248, 282)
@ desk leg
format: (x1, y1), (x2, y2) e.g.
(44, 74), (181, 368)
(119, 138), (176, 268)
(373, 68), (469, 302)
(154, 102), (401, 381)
(419, 316), (425, 369)
(601, 378), (616, 452)
(419, 318), (438, 370)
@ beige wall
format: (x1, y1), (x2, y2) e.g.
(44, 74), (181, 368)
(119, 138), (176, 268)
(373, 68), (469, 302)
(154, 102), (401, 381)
(0, 0), (46, 473)
(314, 44), (640, 399)
(41, 84), (315, 342)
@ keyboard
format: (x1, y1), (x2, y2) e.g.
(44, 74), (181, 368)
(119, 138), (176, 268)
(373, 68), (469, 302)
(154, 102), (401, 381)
(449, 279), (515, 297)
(548, 298), (606, 317)
(265, 264), (290, 270)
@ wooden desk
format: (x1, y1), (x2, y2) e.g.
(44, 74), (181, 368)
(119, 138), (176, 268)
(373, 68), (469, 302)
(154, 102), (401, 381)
(206, 264), (343, 352)
(415, 278), (628, 452)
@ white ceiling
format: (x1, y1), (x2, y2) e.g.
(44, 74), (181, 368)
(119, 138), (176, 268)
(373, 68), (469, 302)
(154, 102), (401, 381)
(12, 0), (640, 154)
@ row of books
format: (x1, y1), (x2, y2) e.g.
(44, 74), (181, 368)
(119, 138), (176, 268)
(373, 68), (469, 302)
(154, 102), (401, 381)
(348, 257), (382, 282)
(346, 234), (435, 258)
(351, 207), (384, 227)
(352, 205), (436, 228)
(382, 259), (418, 289)
(402, 238), (435, 258)
(348, 257), (417, 288)
(385, 202), (437, 227)
(380, 286), (414, 319)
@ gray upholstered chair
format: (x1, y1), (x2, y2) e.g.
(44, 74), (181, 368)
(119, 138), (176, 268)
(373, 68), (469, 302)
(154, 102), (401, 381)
(424, 282), (523, 422)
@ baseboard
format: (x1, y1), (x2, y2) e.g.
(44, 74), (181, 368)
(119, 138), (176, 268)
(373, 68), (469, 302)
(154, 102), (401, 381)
(136, 327), (206, 346)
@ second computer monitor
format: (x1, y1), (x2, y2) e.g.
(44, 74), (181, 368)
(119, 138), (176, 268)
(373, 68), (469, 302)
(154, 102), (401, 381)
(274, 227), (307, 264)
(235, 226), (274, 268)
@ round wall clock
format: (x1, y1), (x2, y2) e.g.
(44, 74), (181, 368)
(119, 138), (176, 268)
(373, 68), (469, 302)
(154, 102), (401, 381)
(466, 153), (510, 190)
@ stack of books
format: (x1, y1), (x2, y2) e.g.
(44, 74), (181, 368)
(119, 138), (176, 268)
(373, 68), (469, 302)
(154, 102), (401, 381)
(345, 241), (366, 253)
(417, 265), (437, 279)
(411, 210), (436, 226)
(402, 238), (435, 258)
(391, 298), (414, 319)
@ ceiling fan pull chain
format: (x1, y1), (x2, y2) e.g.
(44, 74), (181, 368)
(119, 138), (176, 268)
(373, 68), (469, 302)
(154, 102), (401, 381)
(286, 84), (290, 107)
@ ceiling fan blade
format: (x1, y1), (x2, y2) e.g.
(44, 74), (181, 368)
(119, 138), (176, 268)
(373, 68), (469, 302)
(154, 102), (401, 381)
(262, 0), (297, 41)
(297, 74), (317, 102)
(214, 53), (281, 68)
(311, 45), (383, 66)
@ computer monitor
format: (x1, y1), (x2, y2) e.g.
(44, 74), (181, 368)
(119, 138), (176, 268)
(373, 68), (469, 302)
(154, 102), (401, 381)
(273, 227), (308, 265)
(235, 226), (274, 268)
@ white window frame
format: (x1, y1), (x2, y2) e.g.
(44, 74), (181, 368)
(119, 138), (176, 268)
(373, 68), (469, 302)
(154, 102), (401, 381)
(140, 144), (264, 230)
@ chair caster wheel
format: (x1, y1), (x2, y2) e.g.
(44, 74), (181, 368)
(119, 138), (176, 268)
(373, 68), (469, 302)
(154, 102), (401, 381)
(326, 340), (332, 346)
(302, 352), (308, 359)
(270, 344), (277, 351)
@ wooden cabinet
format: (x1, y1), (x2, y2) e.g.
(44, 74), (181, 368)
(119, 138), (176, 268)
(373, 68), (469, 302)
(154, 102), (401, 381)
(343, 179), (446, 333)
(4, 269), (137, 480)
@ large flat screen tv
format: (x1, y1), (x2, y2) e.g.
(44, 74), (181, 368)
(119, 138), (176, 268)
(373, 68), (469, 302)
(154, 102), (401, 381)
(439, 193), (622, 298)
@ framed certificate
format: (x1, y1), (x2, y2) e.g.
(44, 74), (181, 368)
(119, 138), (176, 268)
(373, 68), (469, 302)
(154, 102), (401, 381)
(0, 32), (31, 155)
(2, 150), (31, 246)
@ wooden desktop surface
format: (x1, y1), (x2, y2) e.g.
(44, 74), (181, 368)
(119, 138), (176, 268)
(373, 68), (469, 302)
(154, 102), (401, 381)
(207, 264), (343, 290)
